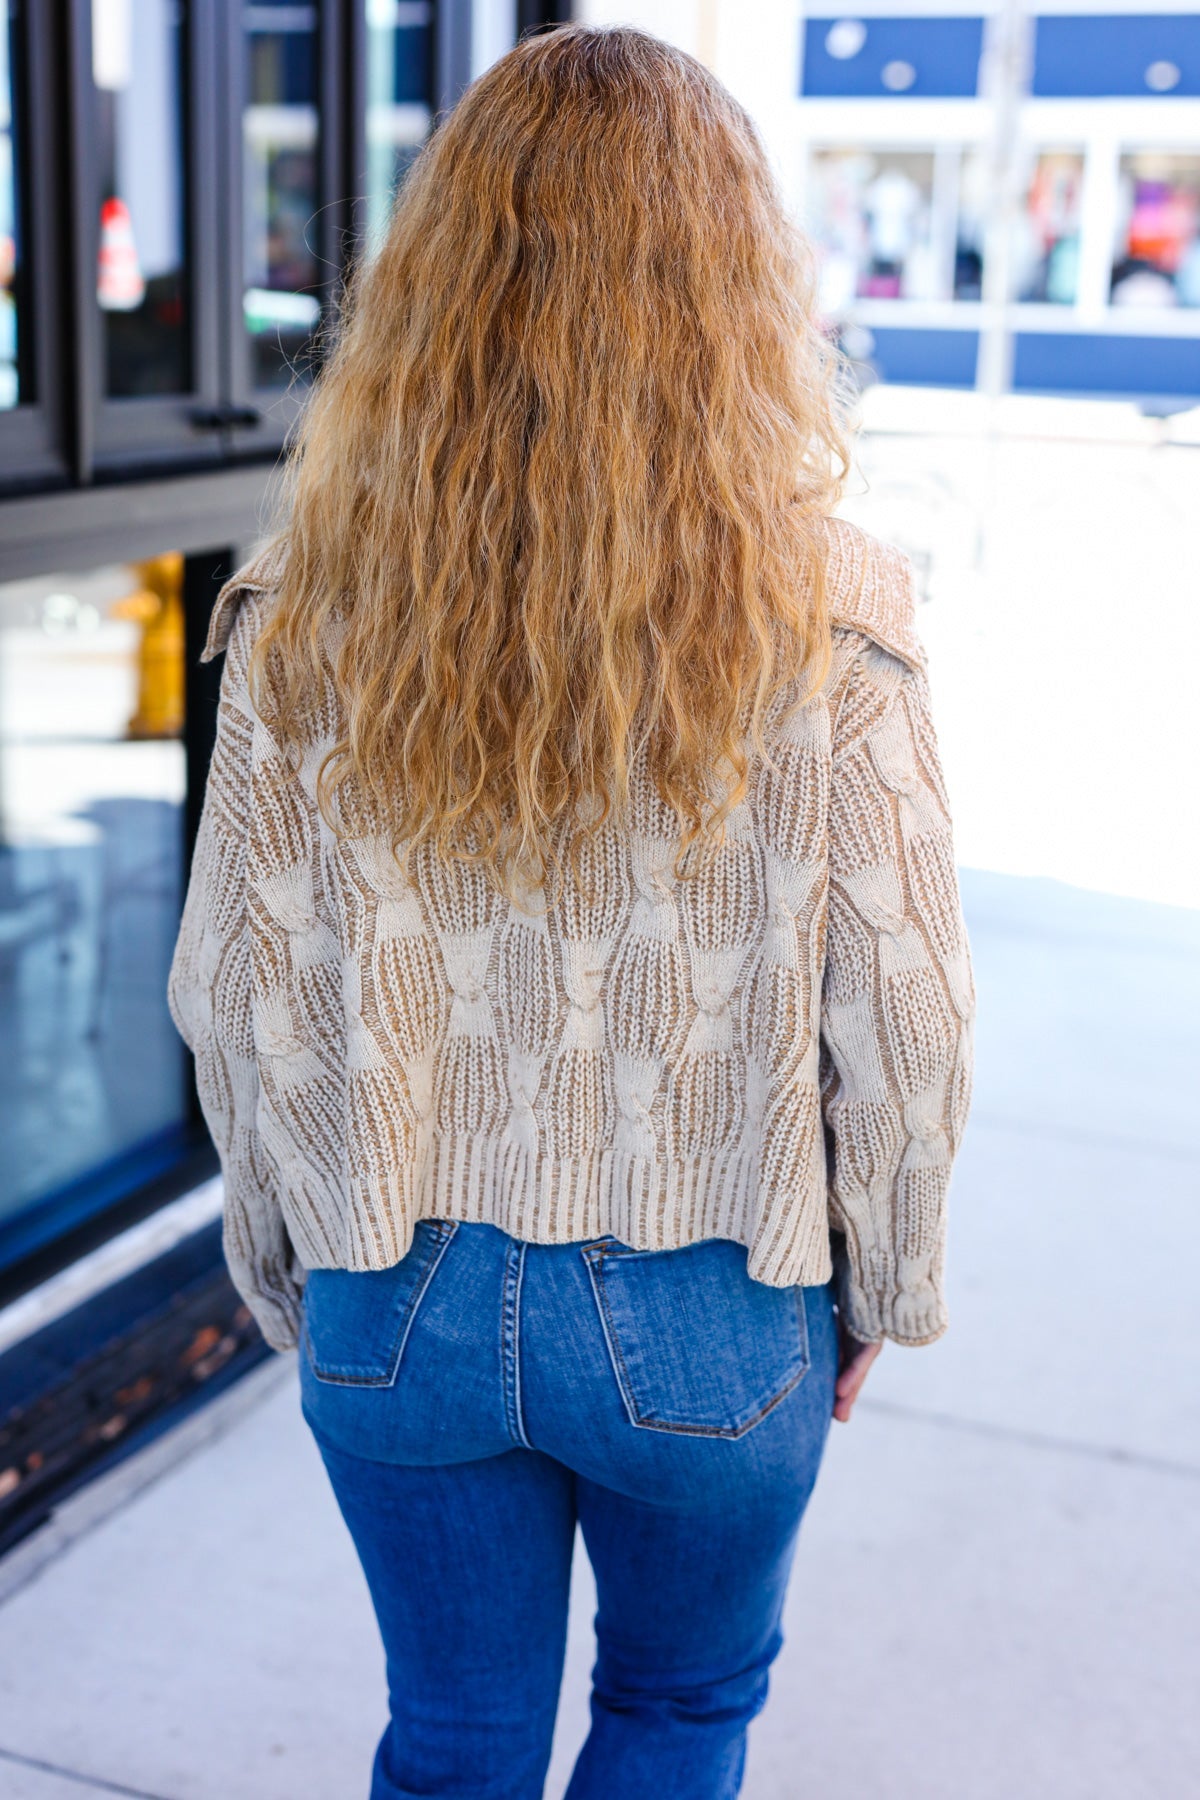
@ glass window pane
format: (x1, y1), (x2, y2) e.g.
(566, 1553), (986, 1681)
(242, 0), (322, 390)
(0, 557), (188, 1255)
(806, 149), (936, 305)
(92, 0), (190, 398)
(1016, 150), (1085, 305)
(805, 145), (989, 310)
(365, 0), (434, 254)
(0, 2), (30, 410)
(952, 147), (987, 302)
(1111, 152), (1200, 309)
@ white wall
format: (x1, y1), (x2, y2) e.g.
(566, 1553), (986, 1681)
(573, 0), (804, 208)
(576, 0), (707, 59)
(472, 0), (518, 79)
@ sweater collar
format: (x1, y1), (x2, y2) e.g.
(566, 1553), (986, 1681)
(822, 515), (927, 674)
(200, 540), (288, 663)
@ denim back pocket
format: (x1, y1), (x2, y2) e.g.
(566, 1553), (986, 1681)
(300, 1220), (459, 1387)
(581, 1237), (810, 1438)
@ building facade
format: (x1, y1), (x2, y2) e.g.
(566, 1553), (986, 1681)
(582, 0), (1200, 402)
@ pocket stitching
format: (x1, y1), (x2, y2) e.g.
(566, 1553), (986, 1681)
(582, 1245), (644, 1431)
(583, 1247), (812, 1439)
(301, 1220), (459, 1387)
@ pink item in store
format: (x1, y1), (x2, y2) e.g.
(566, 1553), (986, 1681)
(1127, 179), (1195, 275)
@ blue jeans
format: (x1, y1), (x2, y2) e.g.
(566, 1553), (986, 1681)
(299, 1220), (838, 1800)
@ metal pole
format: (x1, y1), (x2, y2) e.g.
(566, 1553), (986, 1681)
(974, 0), (1033, 568)
(436, 0), (476, 116)
(976, 0), (1032, 404)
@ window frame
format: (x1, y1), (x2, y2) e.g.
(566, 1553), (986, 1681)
(65, 0), (228, 477)
(0, 1), (69, 490)
(220, 0), (348, 460)
(0, 0), (496, 496)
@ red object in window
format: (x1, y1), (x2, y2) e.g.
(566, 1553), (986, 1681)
(97, 197), (146, 311)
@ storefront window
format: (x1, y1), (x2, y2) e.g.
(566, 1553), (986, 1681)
(365, 0), (434, 254)
(91, 0), (190, 398)
(0, 2), (26, 411)
(805, 145), (988, 312)
(0, 557), (188, 1262)
(1111, 152), (1200, 308)
(1016, 150), (1084, 305)
(242, 0), (322, 389)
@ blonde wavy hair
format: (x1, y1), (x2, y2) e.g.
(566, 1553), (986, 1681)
(247, 23), (853, 907)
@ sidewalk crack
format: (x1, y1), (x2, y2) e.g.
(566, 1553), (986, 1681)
(859, 1398), (1200, 1479)
(0, 1745), (178, 1800)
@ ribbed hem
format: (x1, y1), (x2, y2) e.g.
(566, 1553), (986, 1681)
(328, 1129), (836, 1293)
(266, 1132), (950, 1346)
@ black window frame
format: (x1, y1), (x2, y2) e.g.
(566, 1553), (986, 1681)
(0, 0), (539, 498)
(221, 0), (348, 459)
(66, 0), (227, 478)
(0, 1), (69, 490)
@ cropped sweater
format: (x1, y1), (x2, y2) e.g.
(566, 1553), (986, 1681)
(167, 516), (975, 1355)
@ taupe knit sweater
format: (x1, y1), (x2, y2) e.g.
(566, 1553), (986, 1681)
(167, 516), (975, 1354)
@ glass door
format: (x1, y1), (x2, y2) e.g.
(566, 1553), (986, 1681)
(363, 1), (434, 255)
(72, 0), (224, 471)
(0, 2), (67, 487)
(0, 551), (191, 1268)
(225, 0), (343, 454)
(0, 5), (30, 417)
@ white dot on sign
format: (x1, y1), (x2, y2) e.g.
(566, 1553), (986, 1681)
(825, 18), (866, 60)
(881, 59), (917, 91)
(1144, 59), (1180, 92)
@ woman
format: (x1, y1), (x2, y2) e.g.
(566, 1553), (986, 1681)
(168, 25), (974, 1800)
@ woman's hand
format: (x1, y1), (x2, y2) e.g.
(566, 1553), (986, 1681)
(833, 1320), (883, 1423)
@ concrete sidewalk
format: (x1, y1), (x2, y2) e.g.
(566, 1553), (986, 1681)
(0, 868), (1197, 1800)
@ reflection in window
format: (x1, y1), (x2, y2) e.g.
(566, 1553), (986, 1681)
(1111, 153), (1200, 309)
(365, 0), (434, 255)
(92, 0), (189, 397)
(1016, 150), (1084, 305)
(243, 0), (322, 389)
(805, 146), (987, 312)
(0, 2), (25, 410)
(0, 559), (187, 1251)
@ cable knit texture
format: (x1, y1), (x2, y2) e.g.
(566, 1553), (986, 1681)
(167, 517), (974, 1354)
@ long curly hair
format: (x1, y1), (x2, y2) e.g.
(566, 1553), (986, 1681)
(247, 24), (853, 908)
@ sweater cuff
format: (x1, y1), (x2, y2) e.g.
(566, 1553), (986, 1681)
(231, 1270), (304, 1354)
(831, 1236), (948, 1348)
(221, 1204), (305, 1353)
(249, 1286), (303, 1354)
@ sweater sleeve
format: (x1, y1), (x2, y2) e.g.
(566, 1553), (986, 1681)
(820, 633), (976, 1347)
(166, 593), (304, 1353)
